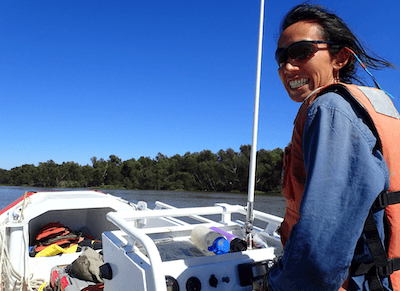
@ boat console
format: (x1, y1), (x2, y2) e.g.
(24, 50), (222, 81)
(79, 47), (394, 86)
(102, 201), (283, 291)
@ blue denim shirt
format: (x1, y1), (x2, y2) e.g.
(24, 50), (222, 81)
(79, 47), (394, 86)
(268, 91), (391, 291)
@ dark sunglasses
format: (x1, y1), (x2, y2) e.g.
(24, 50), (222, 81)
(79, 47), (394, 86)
(275, 40), (335, 68)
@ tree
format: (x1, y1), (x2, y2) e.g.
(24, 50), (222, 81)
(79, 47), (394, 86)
(91, 157), (107, 186)
(195, 150), (219, 191)
(236, 145), (251, 192)
(217, 148), (240, 192)
(37, 160), (61, 187)
(60, 161), (83, 187)
(165, 154), (193, 190)
(2, 145), (284, 193)
(121, 159), (141, 189)
(256, 148), (283, 192)
(9, 164), (38, 186)
(81, 165), (94, 187)
(154, 153), (171, 190)
(105, 155), (123, 186)
(0, 169), (11, 185)
(137, 157), (156, 189)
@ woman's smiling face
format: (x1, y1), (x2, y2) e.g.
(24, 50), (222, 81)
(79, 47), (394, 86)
(277, 21), (339, 102)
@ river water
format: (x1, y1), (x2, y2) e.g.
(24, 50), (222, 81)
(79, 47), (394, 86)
(0, 186), (286, 218)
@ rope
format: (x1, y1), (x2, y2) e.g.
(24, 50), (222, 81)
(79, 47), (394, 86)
(0, 219), (47, 291)
(18, 192), (28, 223)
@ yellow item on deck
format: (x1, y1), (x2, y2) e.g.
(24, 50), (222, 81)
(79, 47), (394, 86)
(38, 282), (47, 291)
(35, 244), (78, 257)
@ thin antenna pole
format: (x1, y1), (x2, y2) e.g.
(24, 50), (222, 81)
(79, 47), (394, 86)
(245, 0), (266, 247)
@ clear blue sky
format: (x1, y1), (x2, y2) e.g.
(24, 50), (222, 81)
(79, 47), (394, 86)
(2, 1), (399, 170)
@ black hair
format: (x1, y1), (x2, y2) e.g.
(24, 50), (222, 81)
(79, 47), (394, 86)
(279, 4), (395, 84)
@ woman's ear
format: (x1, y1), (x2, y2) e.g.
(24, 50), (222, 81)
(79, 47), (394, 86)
(333, 47), (351, 70)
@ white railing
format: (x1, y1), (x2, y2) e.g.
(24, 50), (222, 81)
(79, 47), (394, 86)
(106, 212), (167, 291)
(106, 203), (283, 291)
(114, 204), (239, 224)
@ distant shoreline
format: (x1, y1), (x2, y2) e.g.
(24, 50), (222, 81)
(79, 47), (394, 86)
(0, 184), (283, 197)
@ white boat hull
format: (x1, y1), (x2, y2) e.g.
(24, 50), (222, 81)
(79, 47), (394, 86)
(0, 190), (283, 291)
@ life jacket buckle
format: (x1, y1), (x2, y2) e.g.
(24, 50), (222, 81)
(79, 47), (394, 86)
(377, 259), (394, 277)
(373, 191), (389, 208)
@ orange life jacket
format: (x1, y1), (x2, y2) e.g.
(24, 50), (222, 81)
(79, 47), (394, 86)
(36, 222), (72, 242)
(280, 83), (400, 289)
(33, 222), (84, 253)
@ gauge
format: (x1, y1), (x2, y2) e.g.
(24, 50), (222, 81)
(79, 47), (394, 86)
(186, 276), (201, 291)
(165, 275), (179, 291)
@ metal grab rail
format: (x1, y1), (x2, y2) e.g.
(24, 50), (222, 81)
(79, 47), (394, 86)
(113, 204), (241, 224)
(112, 203), (283, 236)
(154, 201), (214, 224)
(233, 206), (283, 235)
(152, 201), (283, 235)
(106, 212), (167, 291)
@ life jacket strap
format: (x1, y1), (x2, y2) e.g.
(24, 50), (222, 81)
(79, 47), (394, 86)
(378, 258), (400, 277)
(351, 259), (400, 277)
(364, 210), (389, 272)
(373, 191), (400, 208)
(354, 207), (400, 291)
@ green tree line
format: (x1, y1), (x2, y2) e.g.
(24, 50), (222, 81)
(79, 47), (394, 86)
(0, 145), (283, 194)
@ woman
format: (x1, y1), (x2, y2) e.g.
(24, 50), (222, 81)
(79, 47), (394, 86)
(262, 4), (400, 291)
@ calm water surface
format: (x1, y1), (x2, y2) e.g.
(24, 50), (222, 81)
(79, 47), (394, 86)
(0, 186), (286, 218)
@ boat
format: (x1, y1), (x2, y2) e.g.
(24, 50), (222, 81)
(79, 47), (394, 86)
(0, 189), (283, 290)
